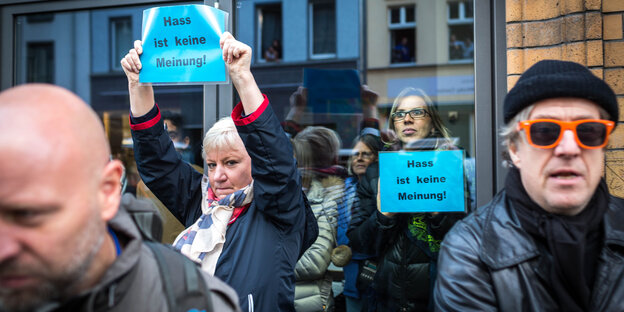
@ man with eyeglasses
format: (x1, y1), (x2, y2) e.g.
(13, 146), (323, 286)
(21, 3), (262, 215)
(434, 60), (624, 311)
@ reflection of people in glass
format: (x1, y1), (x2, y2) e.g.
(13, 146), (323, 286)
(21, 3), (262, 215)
(162, 111), (195, 164)
(393, 36), (412, 63)
(264, 39), (281, 62)
(349, 134), (382, 178)
(283, 83), (383, 312)
(449, 34), (465, 60)
(348, 87), (463, 311)
(387, 87), (453, 150)
(291, 126), (344, 312)
(463, 37), (474, 59)
(343, 134), (383, 312)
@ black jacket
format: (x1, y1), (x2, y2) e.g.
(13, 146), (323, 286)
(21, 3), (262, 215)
(434, 192), (624, 312)
(348, 163), (462, 311)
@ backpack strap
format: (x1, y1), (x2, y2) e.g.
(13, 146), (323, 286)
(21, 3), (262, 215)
(122, 193), (164, 242)
(145, 242), (213, 312)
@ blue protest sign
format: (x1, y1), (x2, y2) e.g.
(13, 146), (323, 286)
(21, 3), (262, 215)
(379, 150), (466, 213)
(303, 69), (362, 113)
(140, 4), (228, 84)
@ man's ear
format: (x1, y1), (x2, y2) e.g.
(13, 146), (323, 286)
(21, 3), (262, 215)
(508, 140), (522, 169)
(99, 160), (123, 221)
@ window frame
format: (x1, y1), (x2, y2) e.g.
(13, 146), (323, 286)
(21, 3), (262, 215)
(109, 16), (132, 71)
(388, 4), (416, 65)
(255, 3), (282, 63)
(308, 0), (336, 60)
(447, 0), (474, 25)
(388, 5), (416, 29)
(26, 41), (54, 83)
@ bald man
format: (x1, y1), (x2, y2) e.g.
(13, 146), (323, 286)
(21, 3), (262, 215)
(0, 84), (240, 312)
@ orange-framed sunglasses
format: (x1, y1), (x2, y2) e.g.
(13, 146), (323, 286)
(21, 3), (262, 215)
(517, 119), (615, 149)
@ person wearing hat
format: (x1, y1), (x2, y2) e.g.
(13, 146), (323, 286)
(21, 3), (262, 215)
(433, 60), (624, 311)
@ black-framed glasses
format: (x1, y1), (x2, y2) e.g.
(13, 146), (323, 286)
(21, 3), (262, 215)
(351, 151), (374, 159)
(392, 108), (430, 121)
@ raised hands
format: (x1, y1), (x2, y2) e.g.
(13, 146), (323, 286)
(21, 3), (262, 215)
(120, 40), (154, 117)
(220, 32), (263, 114)
(120, 40), (144, 86)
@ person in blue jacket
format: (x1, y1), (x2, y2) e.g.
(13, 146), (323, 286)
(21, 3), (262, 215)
(120, 32), (317, 312)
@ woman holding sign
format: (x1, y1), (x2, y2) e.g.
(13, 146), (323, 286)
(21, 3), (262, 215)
(347, 87), (465, 311)
(121, 32), (317, 312)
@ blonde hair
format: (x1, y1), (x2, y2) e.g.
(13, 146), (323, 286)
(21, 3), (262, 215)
(201, 117), (244, 158)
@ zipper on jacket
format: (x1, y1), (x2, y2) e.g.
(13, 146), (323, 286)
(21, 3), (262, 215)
(247, 294), (254, 312)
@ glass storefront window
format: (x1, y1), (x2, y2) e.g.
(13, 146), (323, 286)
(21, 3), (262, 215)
(10, 0), (482, 307)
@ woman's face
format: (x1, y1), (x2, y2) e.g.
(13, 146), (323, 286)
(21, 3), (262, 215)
(205, 138), (252, 199)
(351, 141), (376, 177)
(393, 95), (433, 144)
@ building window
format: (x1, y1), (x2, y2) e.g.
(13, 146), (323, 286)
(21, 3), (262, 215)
(309, 1), (336, 59)
(257, 4), (282, 62)
(389, 5), (416, 64)
(448, 0), (474, 61)
(27, 42), (54, 83)
(110, 17), (132, 71)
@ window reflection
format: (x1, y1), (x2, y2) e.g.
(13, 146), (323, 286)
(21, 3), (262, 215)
(310, 1), (336, 58)
(110, 17), (132, 70)
(26, 42), (54, 83)
(389, 5), (416, 64)
(448, 0), (474, 61)
(12, 0), (478, 306)
(257, 3), (282, 62)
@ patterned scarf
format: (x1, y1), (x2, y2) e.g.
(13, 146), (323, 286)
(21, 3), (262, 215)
(173, 176), (254, 275)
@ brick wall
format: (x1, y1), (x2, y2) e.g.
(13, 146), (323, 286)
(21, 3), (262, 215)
(506, 0), (624, 197)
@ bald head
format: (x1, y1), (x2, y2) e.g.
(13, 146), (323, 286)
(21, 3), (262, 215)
(0, 84), (125, 309)
(0, 84), (110, 177)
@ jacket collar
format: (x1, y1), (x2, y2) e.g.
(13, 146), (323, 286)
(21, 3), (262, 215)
(480, 192), (540, 270)
(481, 192), (624, 270)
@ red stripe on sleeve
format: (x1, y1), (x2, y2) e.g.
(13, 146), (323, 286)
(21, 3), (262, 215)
(130, 105), (161, 131)
(232, 94), (269, 126)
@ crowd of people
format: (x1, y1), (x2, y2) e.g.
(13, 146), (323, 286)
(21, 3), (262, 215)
(1, 30), (624, 312)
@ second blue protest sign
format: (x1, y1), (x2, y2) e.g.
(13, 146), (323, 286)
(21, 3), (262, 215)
(379, 150), (466, 213)
(140, 4), (228, 84)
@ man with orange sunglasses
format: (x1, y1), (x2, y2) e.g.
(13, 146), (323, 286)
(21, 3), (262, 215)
(434, 60), (624, 311)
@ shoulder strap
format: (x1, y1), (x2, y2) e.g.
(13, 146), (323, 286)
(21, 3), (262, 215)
(122, 193), (164, 242)
(145, 242), (213, 312)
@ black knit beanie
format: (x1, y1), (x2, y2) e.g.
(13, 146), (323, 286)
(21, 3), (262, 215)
(504, 60), (618, 123)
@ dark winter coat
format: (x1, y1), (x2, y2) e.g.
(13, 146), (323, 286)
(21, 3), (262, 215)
(434, 192), (624, 312)
(131, 97), (314, 312)
(348, 163), (462, 311)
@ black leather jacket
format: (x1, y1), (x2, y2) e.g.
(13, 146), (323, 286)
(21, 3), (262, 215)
(434, 192), (624, 312)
